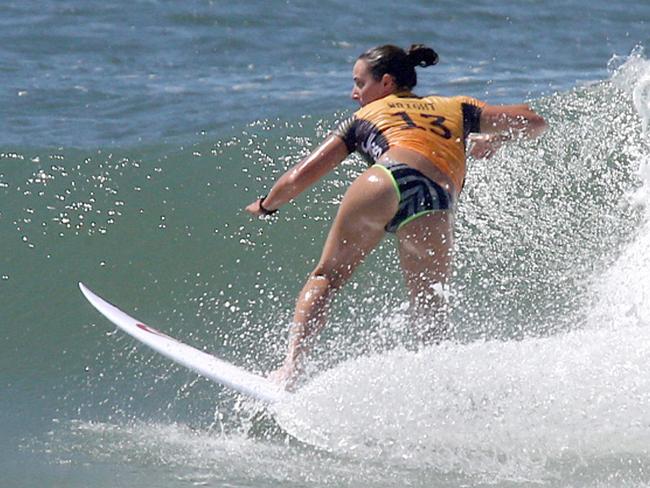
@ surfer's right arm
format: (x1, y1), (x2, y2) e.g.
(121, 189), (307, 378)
(245, 135), (350, 216)
(468, 104), (546, 159)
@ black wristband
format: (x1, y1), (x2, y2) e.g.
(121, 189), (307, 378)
(259, 195), (278, 215)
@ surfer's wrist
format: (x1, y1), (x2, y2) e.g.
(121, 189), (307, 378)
(259, 195), (278, 215)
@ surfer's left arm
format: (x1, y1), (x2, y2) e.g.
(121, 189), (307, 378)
(246, 135), (349, 216)
(469, 104), (546, 159)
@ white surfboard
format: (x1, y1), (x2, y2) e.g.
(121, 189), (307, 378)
(79, 282), (288, 405)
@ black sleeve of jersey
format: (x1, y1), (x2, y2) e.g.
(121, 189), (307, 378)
(331, 116), (357, 153)
(462, 103), (482, 139)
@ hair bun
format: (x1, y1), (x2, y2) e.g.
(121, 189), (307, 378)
(406, 44), (439, 68)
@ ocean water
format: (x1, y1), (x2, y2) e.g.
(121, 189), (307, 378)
(2, 1), (650, 487)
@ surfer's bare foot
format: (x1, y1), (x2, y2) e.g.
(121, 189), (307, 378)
(268, 361), (300, 391)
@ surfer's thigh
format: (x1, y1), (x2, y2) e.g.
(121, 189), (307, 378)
(313, 167), (398, 287)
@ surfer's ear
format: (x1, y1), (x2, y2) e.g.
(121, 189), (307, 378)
(381, 73), (396, 89)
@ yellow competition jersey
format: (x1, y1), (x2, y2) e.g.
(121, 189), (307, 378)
(332, 92), (486, 193)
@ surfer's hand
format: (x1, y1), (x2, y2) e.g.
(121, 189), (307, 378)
(245, 199), (266, 217)
(468, 134), (502, 159)
(246, 198), (278, 217)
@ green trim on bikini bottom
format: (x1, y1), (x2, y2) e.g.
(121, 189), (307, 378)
(396, 210), (437, 231)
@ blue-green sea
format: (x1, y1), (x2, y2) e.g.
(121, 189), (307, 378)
(3, 1), (650, 487)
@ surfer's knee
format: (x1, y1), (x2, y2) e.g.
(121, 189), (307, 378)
(310, 266), (346, 291)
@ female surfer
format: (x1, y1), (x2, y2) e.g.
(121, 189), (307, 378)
(245, 44), (546, 387)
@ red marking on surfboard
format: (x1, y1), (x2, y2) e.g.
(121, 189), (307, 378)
(136, 322), (172, 339)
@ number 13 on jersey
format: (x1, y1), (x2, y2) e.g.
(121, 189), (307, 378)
(393, 111), (453, 139)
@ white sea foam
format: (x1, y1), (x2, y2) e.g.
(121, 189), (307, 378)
(274, 323), (650, 481)
(586, 54), (650, 330)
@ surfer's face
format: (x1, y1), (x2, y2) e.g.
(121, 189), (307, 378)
(351, 59), (395, 107)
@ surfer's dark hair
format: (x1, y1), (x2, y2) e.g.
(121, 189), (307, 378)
(358, 44), (439, 90)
